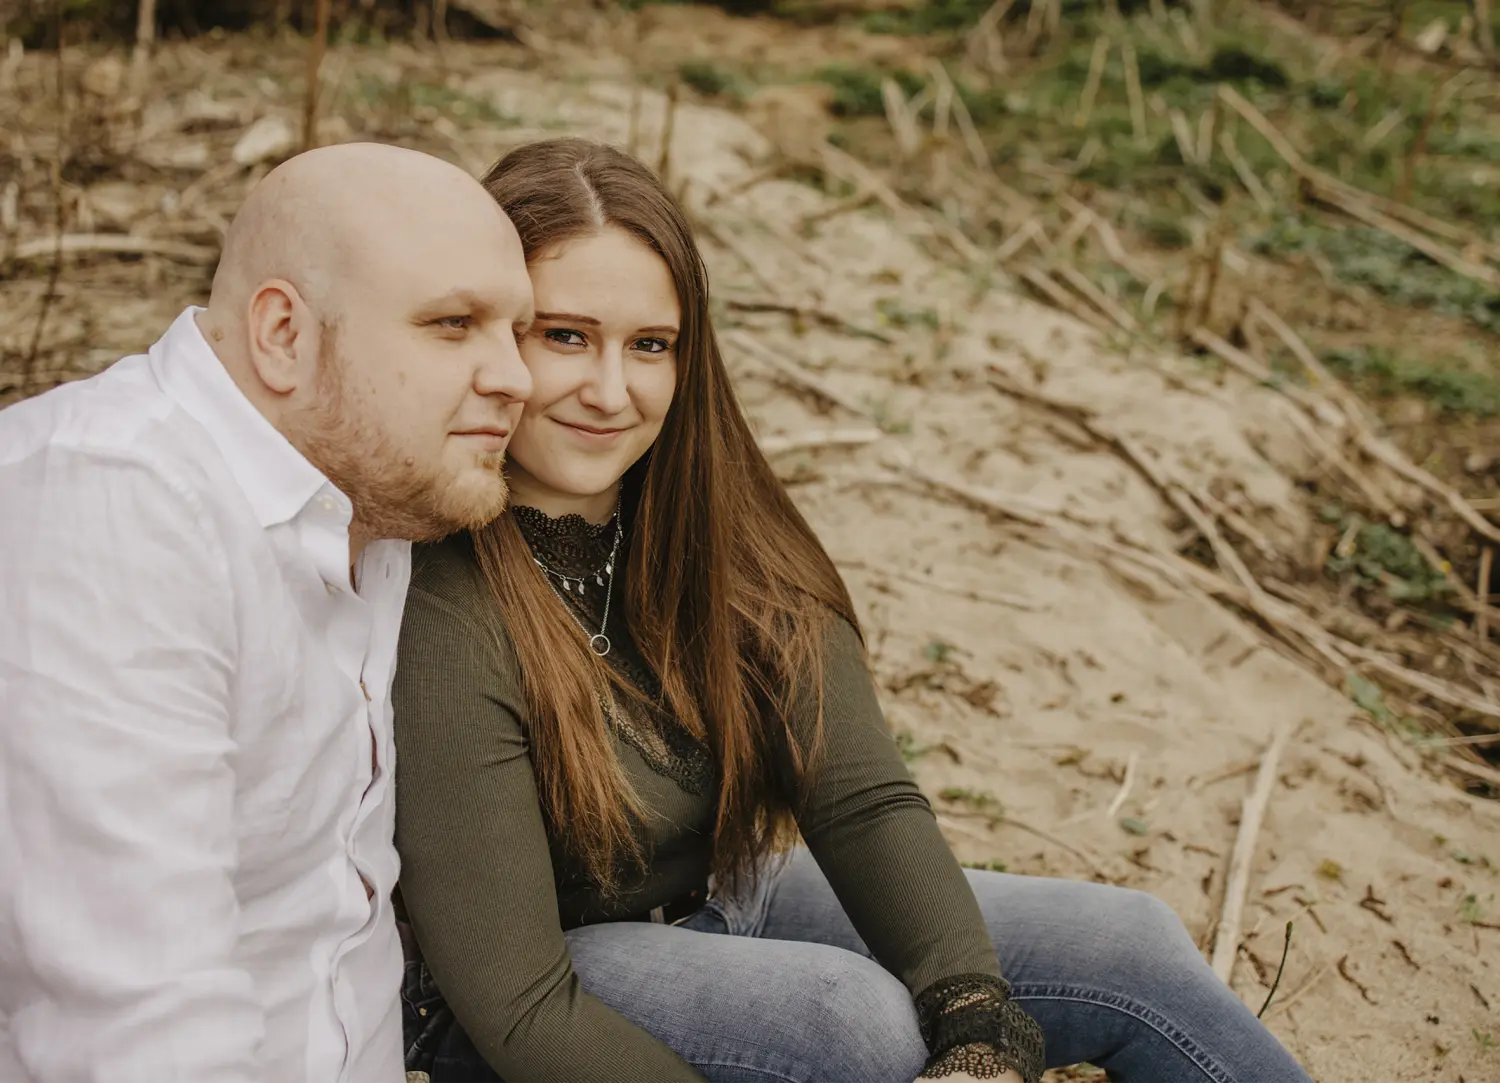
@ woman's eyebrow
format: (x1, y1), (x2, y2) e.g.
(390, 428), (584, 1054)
(637, 325), (680, 335)
(534, 311), (600, 325)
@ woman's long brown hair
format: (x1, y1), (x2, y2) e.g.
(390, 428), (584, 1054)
(472, 138), (857, 894)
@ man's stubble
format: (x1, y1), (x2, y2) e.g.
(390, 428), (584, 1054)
(287, 325), (512, 544)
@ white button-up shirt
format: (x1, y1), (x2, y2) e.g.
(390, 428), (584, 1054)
(0, 308), (411, 1082)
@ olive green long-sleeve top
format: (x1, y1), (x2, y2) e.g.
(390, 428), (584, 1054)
(391, 510), (1009, 1082)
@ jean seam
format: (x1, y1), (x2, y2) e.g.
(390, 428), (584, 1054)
(689, 1059), (802, 1083)
(1011, 982), (1235, 1083)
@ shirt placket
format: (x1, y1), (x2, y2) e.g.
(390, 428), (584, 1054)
(303, 486), (383, 1078)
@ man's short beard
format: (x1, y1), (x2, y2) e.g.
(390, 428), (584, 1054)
(287, 322), (510, 544)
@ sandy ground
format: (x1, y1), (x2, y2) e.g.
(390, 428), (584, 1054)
(3, 34), (1498, 1083)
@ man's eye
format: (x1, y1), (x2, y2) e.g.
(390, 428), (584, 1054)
(435, 315), (473, 332)
(544, 328), (587, 347)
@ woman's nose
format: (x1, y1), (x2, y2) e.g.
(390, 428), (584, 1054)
(578, 348), (631, 415)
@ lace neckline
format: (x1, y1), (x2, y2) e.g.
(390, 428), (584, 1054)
(512, 504), (620, 580)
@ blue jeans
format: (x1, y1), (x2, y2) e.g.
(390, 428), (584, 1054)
(403, 849), (1314, 1082)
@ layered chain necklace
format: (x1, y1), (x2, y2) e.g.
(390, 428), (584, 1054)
(532, 499), (623, 658)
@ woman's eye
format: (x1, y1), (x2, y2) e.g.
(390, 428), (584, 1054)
(543, 328), (587, 347)
(634, 337), (671, 354)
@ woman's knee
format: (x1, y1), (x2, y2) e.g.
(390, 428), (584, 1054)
(786, 950), (928, 1083)
(1096, 885), (1199, 958)
(1054, 882), (1207, 984)
(967, 870), (1204, 983)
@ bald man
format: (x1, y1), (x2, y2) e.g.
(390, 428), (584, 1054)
(0, 143), (534, 1082)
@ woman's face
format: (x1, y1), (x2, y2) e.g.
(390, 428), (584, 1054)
(506, 226), (681, 520)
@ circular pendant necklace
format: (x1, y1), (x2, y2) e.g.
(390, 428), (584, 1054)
(535, 503), (623, 658)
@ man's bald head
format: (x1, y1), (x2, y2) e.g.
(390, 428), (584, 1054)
(198, 140), (535, 555)
(206, 142), (515, 335)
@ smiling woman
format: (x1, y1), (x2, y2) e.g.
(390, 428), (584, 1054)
(507, 227), (681, 523)
(388, 137), (1315, 1083)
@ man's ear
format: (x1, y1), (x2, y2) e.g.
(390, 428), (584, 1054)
(245, 279), (318, 395)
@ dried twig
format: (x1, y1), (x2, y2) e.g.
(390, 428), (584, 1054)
(1257, 921), (1295, 1017)
(964, 0), (1016, 74)
(726, 330), (872, 420)
(1480, 548), (1493, 644)
(930, 61), (990, 174)
(1445, 754), (1500, 788)
(1219, 132), (1273, 213)
(1357, 431), (1500, 546)
(818, 142), (985, 265)
(722, 295), (893, 344)
(1313, 185), (1500, 289)
(7, 233), (219, 266)
(1262, 961), (1331, 1019)
(697, 218), (785, 300)
(1052, 263), (1140, 333)
(1217, 85), (1500, 287)
(1346, 646), (1500, 723)
(758, 426), (882, 456)
(837, 558), (1042, 612)
(1018, 267), (1112, 331)
(881, 77), (921, 159)
(995, 219), (1048, 263)
(23, 8), (67, 399)
(1104, 750), (1140, 819)
(1478, 0), (1496, 58)
(1169, 108), (1199, 166)
(1190, 757), (1261, 792)
(1196, 98), (1219, 167)
(936, 813), (1115, 881)
(1212, 718), (1301, 984)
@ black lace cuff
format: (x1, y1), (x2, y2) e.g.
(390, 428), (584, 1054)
(914, 973), (1046, 1082)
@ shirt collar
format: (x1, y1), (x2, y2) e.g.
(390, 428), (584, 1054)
(151, 306), (334, 529)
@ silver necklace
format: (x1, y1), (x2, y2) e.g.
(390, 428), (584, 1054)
(535, 509), (622, 658)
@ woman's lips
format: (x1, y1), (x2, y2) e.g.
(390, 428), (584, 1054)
(554, 418), (628, 442)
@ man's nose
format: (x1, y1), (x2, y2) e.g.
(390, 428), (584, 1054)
(475, 331), (533, 403)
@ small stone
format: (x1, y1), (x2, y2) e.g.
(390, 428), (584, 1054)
(232, 115), (296, 167)
(81, 56), (124, 99)
(137, 140), (211, 171)
(1413, 18), (1448, 55)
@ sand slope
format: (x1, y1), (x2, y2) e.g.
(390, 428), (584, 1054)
(2, 40), (1496, 1082)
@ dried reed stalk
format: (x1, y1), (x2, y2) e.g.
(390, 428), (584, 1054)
(1075, 36), (1110, 128)
(1480, 548), (1494, 643)
(657, 81), (679, 185)
(1122, 38), (1147, 144)
(302, 0), (332, 151)
(130, 0), (158, 97)
(1212, 718), (1300, 984)
(1220, 132), (1273, 212)
(1478, 0), (1496, 58)
(1217, 85), (1500, 287)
